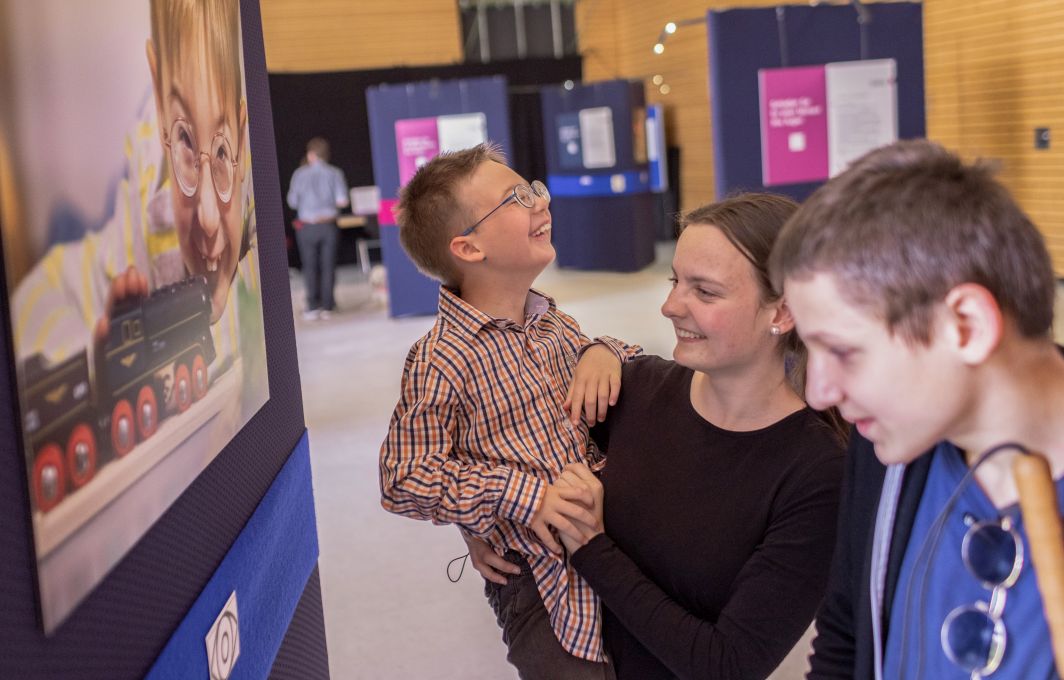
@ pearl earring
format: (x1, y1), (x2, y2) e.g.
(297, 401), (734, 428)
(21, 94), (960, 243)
(770, 325), (781, 336)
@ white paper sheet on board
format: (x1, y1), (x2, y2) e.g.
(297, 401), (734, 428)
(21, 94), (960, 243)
(578, 106), (616, 169)
(437, 112), (488, 153)
(825, 59), (898, 177)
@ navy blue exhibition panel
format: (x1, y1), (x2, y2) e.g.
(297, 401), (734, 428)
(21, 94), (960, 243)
(366, 76), (512, 316)
(549, 194), (657, 272)
(709, 2), (925, 202)
(540, 80), (656, 271)
(146, 431), (318, 679)
(379, 220), (440, 319)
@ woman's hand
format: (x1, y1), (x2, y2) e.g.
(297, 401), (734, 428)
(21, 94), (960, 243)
(530, 479), (598, 554)
(552, 463), (606, 552)
(460, 533), (520, 585)
(565, 344), (621, 425)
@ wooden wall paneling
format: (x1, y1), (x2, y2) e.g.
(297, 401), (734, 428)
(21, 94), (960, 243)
(260, 0), (462, 72)
(925, 0), (1064, 270)
(261, 0), (1064, 271)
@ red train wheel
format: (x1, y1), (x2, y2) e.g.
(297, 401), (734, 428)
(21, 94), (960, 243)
(111, 398), (135, 457)
(191, 353), (208, 401)
(33, 444), (66, 512)
(174, 364), (192, 412)
(66, 423), (97, 488)
(136, 385), (159, 440)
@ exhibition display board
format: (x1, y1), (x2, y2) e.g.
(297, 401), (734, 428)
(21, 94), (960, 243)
(709, 2), (925, 202)
(540, 80), (656, 272)
(0, 1), (328, 677)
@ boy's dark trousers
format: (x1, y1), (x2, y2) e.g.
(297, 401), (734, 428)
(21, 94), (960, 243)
(296, 220), (338, 311)
(484, 550), (616, 680)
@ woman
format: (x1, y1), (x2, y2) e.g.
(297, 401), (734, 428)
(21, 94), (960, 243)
(468, 193), (847, 679)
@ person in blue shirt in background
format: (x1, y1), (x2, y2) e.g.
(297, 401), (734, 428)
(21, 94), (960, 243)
(287, 136), (349, 321)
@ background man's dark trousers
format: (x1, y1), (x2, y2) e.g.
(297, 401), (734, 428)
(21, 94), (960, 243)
(297, 220), (339, 312)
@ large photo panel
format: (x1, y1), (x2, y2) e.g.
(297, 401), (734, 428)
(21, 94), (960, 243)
(0, 0), (269, 633)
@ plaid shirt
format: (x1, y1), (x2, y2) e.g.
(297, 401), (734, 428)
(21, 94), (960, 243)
(380, 286), (641, 661)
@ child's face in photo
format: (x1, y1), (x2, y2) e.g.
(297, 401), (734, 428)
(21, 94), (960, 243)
(786, 271), (968, 464)
(149, 33), (247, 323)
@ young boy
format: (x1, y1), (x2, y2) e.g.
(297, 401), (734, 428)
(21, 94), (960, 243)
(770, 139), (1064, 679)
(379, 144), (640, 678)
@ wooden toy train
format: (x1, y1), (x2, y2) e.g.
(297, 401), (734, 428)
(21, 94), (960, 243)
(21, 276), (216, 513)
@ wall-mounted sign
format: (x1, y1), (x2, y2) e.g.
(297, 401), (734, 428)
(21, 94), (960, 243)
(578, 106), (617, 169)
(395, 113), (488, 186)
(758, 59), (897, 186)
(825, 59), (898, 176)
(395, 118), (441, 186)
(556, 112), (583, 170)
(758, 65), (830, 186)
(437, 112), (488, 154)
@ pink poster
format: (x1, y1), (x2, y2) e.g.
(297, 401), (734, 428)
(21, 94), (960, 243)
(758, 65), (829, 186)
(395, 117), (441, 185)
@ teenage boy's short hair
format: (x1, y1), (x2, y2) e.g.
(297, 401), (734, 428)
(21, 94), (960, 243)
(396, 143), (506, 287)
(770, 139), (1056, 344)
(150, 0), (242, 117)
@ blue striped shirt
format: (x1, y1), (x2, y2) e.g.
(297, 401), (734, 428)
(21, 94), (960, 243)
(286, 160), (348, 223)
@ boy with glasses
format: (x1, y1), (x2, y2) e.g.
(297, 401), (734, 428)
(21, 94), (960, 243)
(13, 0), (256, 389)
(770, 139), (1064, 679)
(379, 143), (640, 678)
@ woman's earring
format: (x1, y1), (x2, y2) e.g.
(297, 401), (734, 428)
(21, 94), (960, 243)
(770, 325), (781, 336)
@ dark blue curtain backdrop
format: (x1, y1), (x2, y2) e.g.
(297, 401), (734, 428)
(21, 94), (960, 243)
(709, 2), (925, 202)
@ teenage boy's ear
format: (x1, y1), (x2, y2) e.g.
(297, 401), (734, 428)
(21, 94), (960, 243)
(449, 235), (487, 264)
(941, 283), (1003, 364)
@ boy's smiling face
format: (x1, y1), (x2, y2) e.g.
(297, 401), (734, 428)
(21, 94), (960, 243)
(149, 29), (247, 323)
(786, 271), (969, 464)
(456, 161), (555, 280)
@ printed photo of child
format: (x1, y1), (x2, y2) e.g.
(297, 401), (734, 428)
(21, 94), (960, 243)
(0, 0), (269, 633)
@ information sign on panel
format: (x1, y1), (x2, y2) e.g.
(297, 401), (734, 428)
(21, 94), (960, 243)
(578, 107), (617, 169)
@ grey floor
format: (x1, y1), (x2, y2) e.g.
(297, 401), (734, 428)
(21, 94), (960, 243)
(292, 242), (816, 680)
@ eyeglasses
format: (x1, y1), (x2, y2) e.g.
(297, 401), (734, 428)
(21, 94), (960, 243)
(459, 180), (550, 237)
(940, 514), (1024, 678)
(162, 117), (239, 204)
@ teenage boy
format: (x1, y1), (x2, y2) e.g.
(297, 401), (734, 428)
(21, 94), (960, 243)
(770, 138), (1064, 679)
(379, 143), (640, 679)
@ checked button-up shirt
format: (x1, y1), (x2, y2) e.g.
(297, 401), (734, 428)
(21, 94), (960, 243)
(380, 286), (641, 661)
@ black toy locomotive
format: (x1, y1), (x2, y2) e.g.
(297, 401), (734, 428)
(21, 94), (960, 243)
(21, 276), (216, 512)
